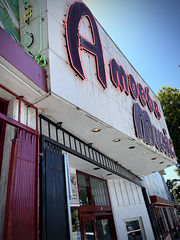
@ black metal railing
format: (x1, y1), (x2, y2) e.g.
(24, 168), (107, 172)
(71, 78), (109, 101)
(39, 114), (143, 186)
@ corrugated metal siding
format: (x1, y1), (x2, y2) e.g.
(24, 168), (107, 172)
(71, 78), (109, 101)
(107, 179), (156, 240)
(4, 129), (38, 240)
(108, 178), (144, 207)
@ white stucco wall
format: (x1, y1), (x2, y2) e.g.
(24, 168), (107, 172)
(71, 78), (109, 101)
(18, 0), (176, 166)
(108, 178), (155, 240)
(45, 0), (170, 142)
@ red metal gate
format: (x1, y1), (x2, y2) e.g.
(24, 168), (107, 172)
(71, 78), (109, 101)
(3, 129), (39, 240)
(0, 85), (39, 240)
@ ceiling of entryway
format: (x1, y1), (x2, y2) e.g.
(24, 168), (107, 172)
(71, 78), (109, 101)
(35, 93), (176, 178)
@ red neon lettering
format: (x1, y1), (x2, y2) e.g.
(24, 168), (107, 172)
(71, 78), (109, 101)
(128, 74), (138, 100)
(145, 87), (154, 112)
(133, 103), (175, 158)
(109, 58), (161, 120)
(66, 1), (107, 89)
(65, 3), (162, 120)
(138, 83), (147, 107)
(153, 101), (161, 120)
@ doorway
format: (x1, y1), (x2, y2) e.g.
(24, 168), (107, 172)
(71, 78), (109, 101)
(82, 215), (116, 240)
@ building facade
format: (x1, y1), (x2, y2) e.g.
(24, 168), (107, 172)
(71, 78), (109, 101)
(0, 0), (177, 240)
(144, 172), (180, 240)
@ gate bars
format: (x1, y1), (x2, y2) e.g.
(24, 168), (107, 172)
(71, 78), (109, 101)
(39, 114), (143, 187)
(0, 84), (39, 240)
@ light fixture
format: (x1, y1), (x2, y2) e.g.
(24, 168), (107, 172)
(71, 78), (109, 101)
(93, 167), (100, 170)
(142, 152), (148, 155)
(129, 146), (135, 149)
(159, 161), (164, 164)
(88, 143), (93, 147)
(113, 138), (121, 142)
(151, 157), (156, 160)
(92, 128), (101, 132)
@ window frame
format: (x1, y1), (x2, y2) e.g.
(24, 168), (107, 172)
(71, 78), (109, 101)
(155, 207), (170, 238)
(76, 170), (111, 211)
(124, 216), (147, 240)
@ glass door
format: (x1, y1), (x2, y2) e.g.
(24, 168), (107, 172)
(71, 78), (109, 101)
(96, 215), (116, 240)
(82, 215), (116, 240)
(82, 216), (97, 240)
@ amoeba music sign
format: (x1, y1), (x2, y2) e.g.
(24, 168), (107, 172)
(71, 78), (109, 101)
(64, 1), (176, 160)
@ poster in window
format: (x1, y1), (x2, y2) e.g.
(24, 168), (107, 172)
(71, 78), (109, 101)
(70, 172), (80, 205)
(71, 208), (81, 240)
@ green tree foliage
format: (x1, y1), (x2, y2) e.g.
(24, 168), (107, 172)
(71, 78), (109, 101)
(173, 185), (180, 206)
(157, 86), (180, 175)
(166, 179), (177, 200)
(166, 179), (180, 211)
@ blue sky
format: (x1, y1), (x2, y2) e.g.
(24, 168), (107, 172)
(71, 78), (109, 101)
(83, 0), (180, 180)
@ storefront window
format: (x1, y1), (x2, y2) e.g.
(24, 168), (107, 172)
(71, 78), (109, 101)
(156, 208), (166, 233)
(96, 218), (113, 240)
(125, 217), (146, 240)
(166, 208), (174, 229)
(78, 173), (92, 205)
(161, 208), (169, 231)
(156, 207), (169, 235)
(90, 177), (110, 206)
(85, 220), (95, 240)
(71, 208), (81, 240)
(77, 172), (110, 207)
